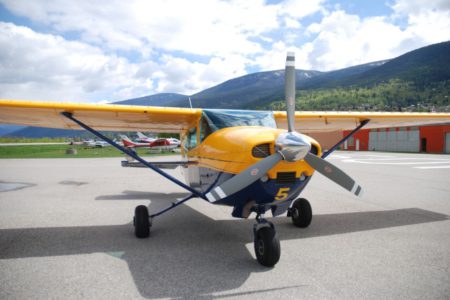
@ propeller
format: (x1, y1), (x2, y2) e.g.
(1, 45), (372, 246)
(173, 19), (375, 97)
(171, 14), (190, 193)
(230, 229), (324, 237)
(304, 152), (362, 196)
(205, 52), (363, 202)
(285, 52), (296, 133)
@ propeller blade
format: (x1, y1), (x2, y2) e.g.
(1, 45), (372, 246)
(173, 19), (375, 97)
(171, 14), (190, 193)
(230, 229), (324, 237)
(205, 153), (283, 202)
(304, 153), (363, 197)
(285, 52), (296, 132)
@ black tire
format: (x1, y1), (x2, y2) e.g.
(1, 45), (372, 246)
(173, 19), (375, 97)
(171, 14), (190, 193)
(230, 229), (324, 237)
(290, 198), (312, 228)
(254, 226), (280, 267)
(134, 205), (150, 238)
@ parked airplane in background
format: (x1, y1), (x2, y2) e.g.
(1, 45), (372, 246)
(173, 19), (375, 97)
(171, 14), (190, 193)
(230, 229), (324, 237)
(136, 132), (155, 143)
(136, 132), (181, 147)
(83, 139), (110, 148)
(1, 53), (450, 266)
(121, 135), (175, 150)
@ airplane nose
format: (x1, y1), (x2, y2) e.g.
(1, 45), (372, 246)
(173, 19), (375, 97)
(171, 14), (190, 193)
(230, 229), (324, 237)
(275, 131), (311, 162)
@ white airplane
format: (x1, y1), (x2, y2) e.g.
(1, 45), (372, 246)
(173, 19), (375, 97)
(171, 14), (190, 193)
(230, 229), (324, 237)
(137, 132), (180, 147)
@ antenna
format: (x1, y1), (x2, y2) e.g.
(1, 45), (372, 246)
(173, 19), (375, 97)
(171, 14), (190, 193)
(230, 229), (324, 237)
(188, 97), (193, 109)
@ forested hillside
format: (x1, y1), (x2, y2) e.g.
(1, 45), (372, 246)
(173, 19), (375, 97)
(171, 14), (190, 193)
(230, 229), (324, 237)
(265, 79), (450, 112)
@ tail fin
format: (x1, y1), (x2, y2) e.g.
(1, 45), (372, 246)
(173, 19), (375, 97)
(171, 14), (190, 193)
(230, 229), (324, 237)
(120, 135), (136, 148)
(137, 132), (148, 139)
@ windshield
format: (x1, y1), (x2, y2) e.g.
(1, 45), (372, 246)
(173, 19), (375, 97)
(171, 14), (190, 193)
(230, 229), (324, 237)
(202, 109), (276, 132)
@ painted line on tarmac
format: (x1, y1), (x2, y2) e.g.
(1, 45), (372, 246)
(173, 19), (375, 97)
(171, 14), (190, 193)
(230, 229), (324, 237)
(343, 160), (450, 165)
(414, 165), (450, 169)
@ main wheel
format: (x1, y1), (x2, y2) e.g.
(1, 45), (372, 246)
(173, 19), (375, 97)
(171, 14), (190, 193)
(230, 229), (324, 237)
(134, 205), (150, 238)
(254, 226), (280, 267)
(290, 198), (312, 228)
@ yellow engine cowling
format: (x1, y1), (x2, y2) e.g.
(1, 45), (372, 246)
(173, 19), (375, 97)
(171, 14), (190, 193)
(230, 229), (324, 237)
(187, 126), (321, 179)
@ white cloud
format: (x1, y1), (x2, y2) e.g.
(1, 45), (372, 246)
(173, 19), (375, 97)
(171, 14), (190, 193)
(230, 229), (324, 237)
(392, 1), (450, 47)
(391, 0), (450, 15)
(152, 55), (248, 94)
(302, 11), (406, 70)
(0, 0), (329, 59)
(0, 22), (251, 102)
(284, 17), (302, 29)
(298, 1), (450, 71)
(279, 0), (325, 19)
(253, 0), (450, 72)
(0, 0), (281, 57)
(253, 41), (309, 71)
(0, 0), (331, 102)
(0, 22), (151, 102)
(0, 0), (449, 104)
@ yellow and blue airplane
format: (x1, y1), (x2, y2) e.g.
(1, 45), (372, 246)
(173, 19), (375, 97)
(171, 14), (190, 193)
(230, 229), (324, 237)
(1, 53), (450, 266)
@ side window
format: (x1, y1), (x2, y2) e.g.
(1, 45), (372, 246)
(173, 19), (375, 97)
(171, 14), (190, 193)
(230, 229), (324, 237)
(184, 127), (197, 150)
(199, 116), (212, 142)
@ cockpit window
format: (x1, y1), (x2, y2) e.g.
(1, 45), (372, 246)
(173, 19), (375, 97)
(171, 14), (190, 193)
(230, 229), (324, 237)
(184, 127), (197, 150)
(202, 109), (276, 134)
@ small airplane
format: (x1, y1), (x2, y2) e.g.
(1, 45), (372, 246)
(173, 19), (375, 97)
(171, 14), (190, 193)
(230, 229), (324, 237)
(1, 53), (450, 267)
(121, 135), (174, 150)
(135, 132), (181, 147)
(82, 139), (110, 148)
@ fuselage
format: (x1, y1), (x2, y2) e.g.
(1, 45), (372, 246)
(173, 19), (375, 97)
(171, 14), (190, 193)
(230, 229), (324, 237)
(180, 109), (322, 218)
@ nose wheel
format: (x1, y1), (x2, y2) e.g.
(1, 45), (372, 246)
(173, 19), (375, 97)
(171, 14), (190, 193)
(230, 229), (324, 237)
(253, 213), (280, 267)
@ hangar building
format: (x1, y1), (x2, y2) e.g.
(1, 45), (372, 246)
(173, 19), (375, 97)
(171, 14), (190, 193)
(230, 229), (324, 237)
(342, 124), (450, 154)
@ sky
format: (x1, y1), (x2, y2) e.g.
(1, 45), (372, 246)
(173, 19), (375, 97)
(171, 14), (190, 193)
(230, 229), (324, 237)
(0, 0), (449, 103)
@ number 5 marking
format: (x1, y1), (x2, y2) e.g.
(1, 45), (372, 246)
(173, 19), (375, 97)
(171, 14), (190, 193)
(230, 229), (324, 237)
(275, 187), (290, 201)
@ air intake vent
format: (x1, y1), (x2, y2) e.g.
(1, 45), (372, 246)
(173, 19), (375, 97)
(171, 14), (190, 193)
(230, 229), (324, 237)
(252, 143), (271, 158)
(276, 172), (296, 184)
(310, 144), (319, 155)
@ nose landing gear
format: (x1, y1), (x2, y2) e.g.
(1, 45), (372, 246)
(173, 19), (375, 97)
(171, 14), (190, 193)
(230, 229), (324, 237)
(253, 212), (280, 267)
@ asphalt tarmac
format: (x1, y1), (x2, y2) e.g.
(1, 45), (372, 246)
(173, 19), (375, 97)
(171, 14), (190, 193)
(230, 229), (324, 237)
(1, 151), (449, 299)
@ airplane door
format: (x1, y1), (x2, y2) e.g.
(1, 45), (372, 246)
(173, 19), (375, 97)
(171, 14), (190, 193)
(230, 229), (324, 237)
(356, 139), (360, 151)
(421, 138), (427, 152)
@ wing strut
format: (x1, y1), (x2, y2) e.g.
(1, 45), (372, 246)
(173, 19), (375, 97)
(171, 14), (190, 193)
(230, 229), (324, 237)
(321, 119), (370, 159)
(61, 112), (206, 202)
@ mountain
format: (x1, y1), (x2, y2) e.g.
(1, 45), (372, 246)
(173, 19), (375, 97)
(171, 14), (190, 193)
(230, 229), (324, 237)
(4, 41), (449, 138)
(298, 60), (390, 89)
(342, 41), (450, 87)
(167, 42), (449, 108)
(0, 124), (25, 136)
(114, 93), (188, 106)
(184, 70), (323, 109)
(4, 127), (86, 138)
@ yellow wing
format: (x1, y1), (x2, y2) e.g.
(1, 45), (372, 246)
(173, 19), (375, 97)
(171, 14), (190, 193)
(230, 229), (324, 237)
(2, 99), (450, 134)
(0, 100), (202, 133)
(274, 111), (450, 133)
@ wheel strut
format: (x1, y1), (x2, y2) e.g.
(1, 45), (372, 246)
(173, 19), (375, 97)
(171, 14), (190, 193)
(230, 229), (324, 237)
(253, 211), (280, 267)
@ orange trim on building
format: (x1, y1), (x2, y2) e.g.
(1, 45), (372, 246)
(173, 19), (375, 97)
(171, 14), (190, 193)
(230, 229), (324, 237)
(419, 125), (450, 153)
